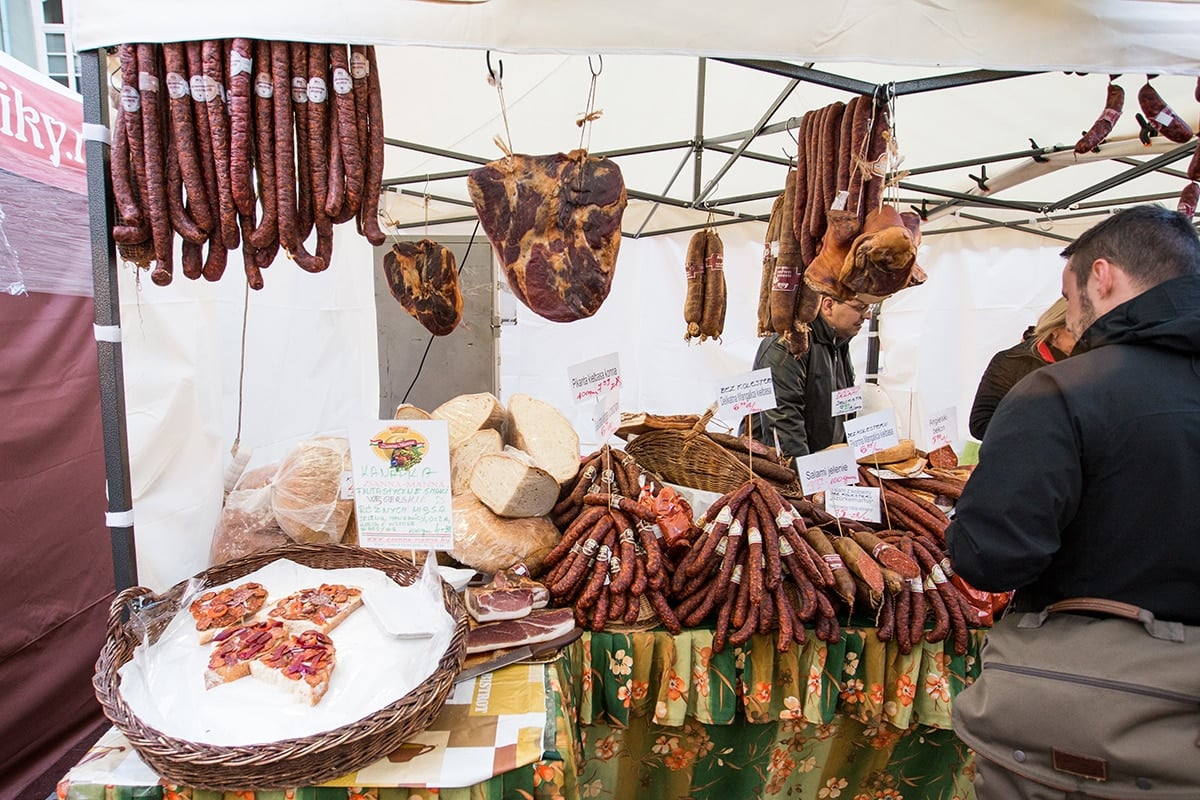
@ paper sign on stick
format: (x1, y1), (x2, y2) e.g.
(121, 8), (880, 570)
(717, 368), (777, 416)
(795, 447), (860, 495)
(926, 407), (958, 450)
(568, 353), (622, 404)
(832, 386), (864, 416)
(826, 486), (882, 523)
(350, 419), (453, 550)
(844, 408), (900, 460)
(593, 390), (621, 442)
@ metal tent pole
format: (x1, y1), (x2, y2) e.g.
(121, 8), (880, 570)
(80, 48), (138, 591)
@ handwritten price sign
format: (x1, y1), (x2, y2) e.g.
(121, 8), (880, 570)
(592, 390), (621, 442)
(925, 407), (958, 450)
(717, 368), (777, 417)
(831, 385), (864, 417)
(795, 447), (859, 495)
(844, 408), (900, 458)
(568, 353), (622, 406)
(826, 486), (881, 523)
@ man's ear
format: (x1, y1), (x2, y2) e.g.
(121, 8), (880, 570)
(1091, 258), (1116, 298)
(819, 296), (834, 316)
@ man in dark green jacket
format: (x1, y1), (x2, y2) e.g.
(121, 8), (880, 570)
(742, 295), (870, 459)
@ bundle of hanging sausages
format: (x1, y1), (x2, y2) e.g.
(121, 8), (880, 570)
(110, 40), (386, 288)
(682, 228), (726, 342)
(757, 95), (925, 357)
(540, 446), (692, 634)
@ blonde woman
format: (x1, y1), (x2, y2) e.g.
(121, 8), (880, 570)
(968, 298), (1076, 439)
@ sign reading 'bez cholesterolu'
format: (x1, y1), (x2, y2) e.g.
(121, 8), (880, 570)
(717, 368), (777, 416)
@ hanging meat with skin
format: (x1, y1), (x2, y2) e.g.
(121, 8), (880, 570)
(468, 150), (627, 323)
(382, 240), (464, 336)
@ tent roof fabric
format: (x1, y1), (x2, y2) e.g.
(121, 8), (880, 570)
(69, 0), (1200, 76)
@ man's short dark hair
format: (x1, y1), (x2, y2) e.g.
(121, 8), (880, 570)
(1060, 204), (1200, 289)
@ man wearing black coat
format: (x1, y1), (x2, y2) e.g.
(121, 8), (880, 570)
(742, 295), (870, 460)
(947, 205), (1200, 798)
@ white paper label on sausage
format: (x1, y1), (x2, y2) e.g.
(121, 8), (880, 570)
(137, 71), (159, 93)
(909, 578), (924, 593)
(1155, 109), (1176, 128)
(229, 50), (253, 77)
(350, 52), (370, 79)
(189, 75), (219, 103)
(769, 240), (780, 258)
(747, 529), (762, 546)
(291, 77), (308, 104)
(830, 190), (849, 211)
(306, 77), (328, 104)
(332, 67), (353, 95)
(778, 538), (794, 556)
(165, 72), (189, 99)
(930, 564), (948, 585)
(119, 85), (140, 112)
(821, 553), (845, 570)
(254, 74), (273, 99)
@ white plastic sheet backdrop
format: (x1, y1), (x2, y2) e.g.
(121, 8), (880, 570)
(127, 216), (1084, 591)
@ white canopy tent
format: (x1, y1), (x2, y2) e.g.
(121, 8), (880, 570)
(66, 1), (1200, 590)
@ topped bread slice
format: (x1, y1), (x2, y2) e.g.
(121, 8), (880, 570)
(264, 583), (364, 635)
(189, 582), (270, 644)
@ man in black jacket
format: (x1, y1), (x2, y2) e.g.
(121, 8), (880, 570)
(742, 295), (870, 459)
(947, 205), (1200, 798)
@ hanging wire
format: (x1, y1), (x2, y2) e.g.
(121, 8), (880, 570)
(487, 51), (515, 157)
(232, 280), (250, 457)
(402, 220), (482, 404)
(576, 54), (604, 153)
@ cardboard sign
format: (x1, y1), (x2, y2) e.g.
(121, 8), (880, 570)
(568, 352), (622, 404)
(350, 419), (453, 550)
(926, 407), (958, 450)
(592, 389), (621, 442)
(844, 408), (900, 460)
(832, 385), (864, 417)
(717, 368), (778, 416)
(795, 447), (860, 495)
(826, 486), (882, 523)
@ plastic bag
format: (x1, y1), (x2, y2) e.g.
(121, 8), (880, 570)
(271, 437), (354, 545)
(209, 462), (291, 566)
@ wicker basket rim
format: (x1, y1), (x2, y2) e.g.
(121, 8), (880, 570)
(93, 542), (469, 790)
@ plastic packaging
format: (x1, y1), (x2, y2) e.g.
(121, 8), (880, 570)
(449, 492), (560, 574)
(271, 436), (354, 545)
(208, 462), (290, 566)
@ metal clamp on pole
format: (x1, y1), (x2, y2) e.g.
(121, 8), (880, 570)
(93, 324), (122, 343)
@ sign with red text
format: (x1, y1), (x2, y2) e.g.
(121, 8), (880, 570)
(831, 385), (864, 417)
(826, 486), (882, 523)
(568, 352), (622, 405)
(795, 447), (859, 495)
(717, 368), (777, 416)
(925, 407), (958, 450)
(844, 409), (900, 460)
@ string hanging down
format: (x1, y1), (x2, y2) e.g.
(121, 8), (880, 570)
(577, 55), (605, 153)
(486, 51), (515, 158)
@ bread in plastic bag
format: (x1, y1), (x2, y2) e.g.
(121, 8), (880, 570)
(450, 492), (560, 574)
(271, 437), (354, 544)
(209, 462), (291, 565)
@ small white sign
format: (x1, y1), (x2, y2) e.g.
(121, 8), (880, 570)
(832, 385), (864, 417)
(593, 390), (621, 442)
(717, 368), (778, 416)
(795, 447), (860, 495)
(844, 408), (901, 460)
(826, 486), (882, 523)
(568, 352), (622, 405)
(350, 419), (453, 550)
(926, 407), (958, 450)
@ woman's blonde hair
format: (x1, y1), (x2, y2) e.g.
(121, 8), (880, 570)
(1032, 297), (1068, 348)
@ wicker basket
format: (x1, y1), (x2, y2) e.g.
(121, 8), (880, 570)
(93, 542), (469, 791)
(625, 411), (803, 498)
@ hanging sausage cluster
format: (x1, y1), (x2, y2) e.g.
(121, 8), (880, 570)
(110, 40), (386, 289)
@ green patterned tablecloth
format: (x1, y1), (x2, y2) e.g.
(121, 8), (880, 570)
(569, 626), (982, 800)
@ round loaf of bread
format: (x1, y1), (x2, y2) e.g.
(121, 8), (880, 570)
(450, 492), (560, 573)
(272, 437), (354, 544)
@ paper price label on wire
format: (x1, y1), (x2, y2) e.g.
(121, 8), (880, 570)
(844, 408), (900, 459)
(717, 368), (777, 416)
(795, 447), (860, 495)
(826, 486), (882, 523)
(593, 390), (621, 442)
(568, 352), (622, 405)
(350, 419), (453, 551)
(926, 407), (958, 450)
(832, 385), (864, 417)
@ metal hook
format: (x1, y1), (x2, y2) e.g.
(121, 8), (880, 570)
(486, 51), (503, 82)
(588, 54), (603, 77)
(785, 117), (800, 145)
(1037, 208), (1054, 231)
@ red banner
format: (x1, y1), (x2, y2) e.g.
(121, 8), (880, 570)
(0, 52), (85, 195)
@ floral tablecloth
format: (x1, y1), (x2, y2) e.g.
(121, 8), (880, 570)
(567, 626), (984, 800)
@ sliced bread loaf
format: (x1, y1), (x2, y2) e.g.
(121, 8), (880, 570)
(469, 449), (559, 518)
(450, 428), (504, 495)
(432, 392), (507, 449)
(505, 393), (581, 485)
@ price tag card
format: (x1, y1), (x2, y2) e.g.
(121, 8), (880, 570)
(831, 385), (864, 417)
(844, 408), (900, 460)
(826, 486), (882, 523)
(925, 407), (958, 450)
(350, 419), (453, 550)
(568, 352), (622, 405)
(593, 390), (621, 442)
(716, 368), (777, 416)
(795, 447), (860, 495)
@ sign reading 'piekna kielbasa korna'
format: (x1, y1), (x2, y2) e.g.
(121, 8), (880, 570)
(349, 419), (453, 550)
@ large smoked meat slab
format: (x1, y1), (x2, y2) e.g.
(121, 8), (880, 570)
(382, 239), (463, 335)
(467, 150), (627, 322)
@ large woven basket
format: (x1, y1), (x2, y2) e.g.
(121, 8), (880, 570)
(93, 542), (469, 791)
(625, 411), (803, 498)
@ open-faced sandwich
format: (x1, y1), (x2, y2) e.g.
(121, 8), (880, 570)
(203, 619), (288, 689)
(249, 629), (337, 706)
(189, 582), (270, 643)
(265, 583), (363, 635)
